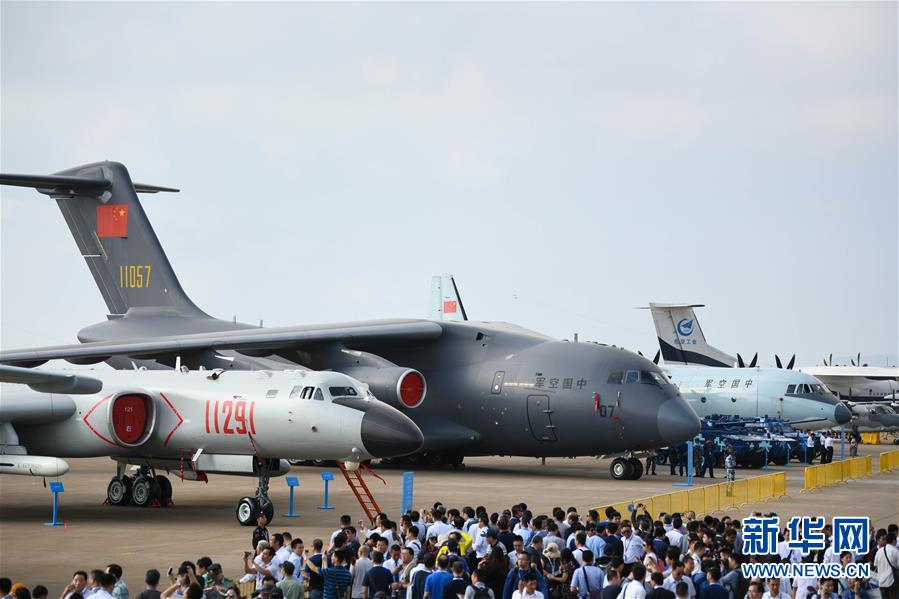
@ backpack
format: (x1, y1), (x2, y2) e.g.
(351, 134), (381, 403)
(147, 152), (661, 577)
(471, 586), (493, 599)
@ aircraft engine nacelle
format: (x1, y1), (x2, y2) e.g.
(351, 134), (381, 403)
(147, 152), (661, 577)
(339, 366), (427, 409)
(88, 392), (158, 447)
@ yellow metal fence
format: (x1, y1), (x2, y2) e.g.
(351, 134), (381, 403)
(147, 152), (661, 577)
(879, 449), (899, 472)
(595, 471), (787, 518)
(801, 455), (872, 491)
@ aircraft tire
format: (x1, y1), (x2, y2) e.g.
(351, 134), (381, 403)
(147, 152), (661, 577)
(236, 496), (260, 526)
(629, 459), (644, 480)
(107, 476), (131, 506)
(155, 475), (173, 504)
(131, 476), (156, 507)
(610, 458), (629, 480)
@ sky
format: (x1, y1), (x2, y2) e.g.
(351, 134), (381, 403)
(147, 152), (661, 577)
(1, 1), (896, 369)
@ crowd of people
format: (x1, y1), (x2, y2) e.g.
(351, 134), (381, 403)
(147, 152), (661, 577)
(8, 503), (896, 599)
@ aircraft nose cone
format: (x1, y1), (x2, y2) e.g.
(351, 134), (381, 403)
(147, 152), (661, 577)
(361, 404), (424, 458)
(834, 403), (852, 425)
(657, 396), (701, 445)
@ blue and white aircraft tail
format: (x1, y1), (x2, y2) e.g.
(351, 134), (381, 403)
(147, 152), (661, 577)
(428, 274), (468, 322)
(641, 303), (737, 368)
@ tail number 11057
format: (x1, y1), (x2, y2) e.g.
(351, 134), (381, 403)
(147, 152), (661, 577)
(205, 399), (257, 435)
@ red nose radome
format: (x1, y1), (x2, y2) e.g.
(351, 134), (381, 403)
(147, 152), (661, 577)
(398, 370), (426, 408)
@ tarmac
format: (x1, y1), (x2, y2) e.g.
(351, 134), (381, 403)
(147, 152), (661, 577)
(1, 443), (896, 591)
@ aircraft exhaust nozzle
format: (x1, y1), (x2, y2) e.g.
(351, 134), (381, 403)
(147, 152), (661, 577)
(360, 403), (424, 458)
(0, 455), (70, 477)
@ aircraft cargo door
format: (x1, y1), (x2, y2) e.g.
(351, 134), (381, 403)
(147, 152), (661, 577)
(527, 395), (557, 442)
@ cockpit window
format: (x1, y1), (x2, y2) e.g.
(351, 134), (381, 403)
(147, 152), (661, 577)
(607, 371), (623, 384)
(786, 384), (796, 394)
(624, 370), (640, 384)
(329, 386), (359, 398)
(812, 384), (825, 394)
(313, 388), (324, 401)
(640, 371), (667, 387)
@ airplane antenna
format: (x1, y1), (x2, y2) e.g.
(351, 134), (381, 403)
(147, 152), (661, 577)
(574, 333), (579, 343)
(259, 319), (263, 327)
(175, 355), (182, 371)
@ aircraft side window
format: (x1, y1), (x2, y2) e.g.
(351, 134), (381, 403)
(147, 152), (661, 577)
(787, 384), (796, 394)
(607, 371), (623, 384)
(624, 370), (639, 384)
(301, 386), (314, 399)
(266, 389), (278, 399)
(802, 384), (811, 393)
(289, 386), (303, 399)
(313, 388), (324, 401)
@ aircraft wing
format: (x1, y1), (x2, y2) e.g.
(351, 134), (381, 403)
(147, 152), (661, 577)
(0, 319), (444, 367)
(0, 364), (104, 393)
(799, 366), (899, 383)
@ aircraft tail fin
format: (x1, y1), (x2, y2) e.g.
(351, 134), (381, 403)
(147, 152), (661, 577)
(1, 162), (207, 318)
(428, 274), (468, 321)
(639, 303), (736, 367)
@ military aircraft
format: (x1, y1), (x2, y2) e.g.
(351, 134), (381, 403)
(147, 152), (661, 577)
(642, 302), (898, 406)
(843, 401), (899, 432)
(0, 161), (700, 480)
(0, 364), (422, 524)
(429, 279), (850, 431)
(640, 304), (851, 429)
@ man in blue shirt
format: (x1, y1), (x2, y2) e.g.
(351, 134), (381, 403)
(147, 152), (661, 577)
(503, 552), (548, 599)
(699, 568), (727, 599)
(423, 556), (453, 599)
(364, 551), (394, 599)
(320, 548), (353, 599)
(586, 525), (606, 560)
(570, 551), (604, 599)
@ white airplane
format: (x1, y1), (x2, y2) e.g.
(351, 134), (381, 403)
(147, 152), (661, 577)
(798, 355), (898, 402)
(0, 364), (423, 524)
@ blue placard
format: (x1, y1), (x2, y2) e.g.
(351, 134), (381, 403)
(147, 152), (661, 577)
(49, 482), (64, 493)
(401, 472), (414, 515)
(321, 471), (334, 481)
(286, 476), (299, 487)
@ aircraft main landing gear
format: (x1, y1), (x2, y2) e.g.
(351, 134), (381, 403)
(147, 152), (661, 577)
(106, 464), (173, 507)
(609, 456), (644, 480)
(235, 458), (278, 527)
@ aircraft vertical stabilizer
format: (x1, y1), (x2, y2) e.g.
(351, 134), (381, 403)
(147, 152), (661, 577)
(428, 274), (468, 322)
(641, 303), (736, 367)
(1, 162), (206, 318)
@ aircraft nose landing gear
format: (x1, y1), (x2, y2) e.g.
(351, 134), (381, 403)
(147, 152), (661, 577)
(235, 458), (278, 526)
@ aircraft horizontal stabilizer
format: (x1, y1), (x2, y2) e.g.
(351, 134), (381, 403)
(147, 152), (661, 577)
(0, 172), (178, 194)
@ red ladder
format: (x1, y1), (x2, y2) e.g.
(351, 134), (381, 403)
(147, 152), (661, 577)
(339, 462), (382, 524)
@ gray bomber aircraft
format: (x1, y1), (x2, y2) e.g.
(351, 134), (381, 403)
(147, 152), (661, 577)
(0, 364), (422, 524)
(0, 162), (700, 480)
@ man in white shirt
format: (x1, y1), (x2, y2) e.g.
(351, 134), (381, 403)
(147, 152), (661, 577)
(874, 532), (899, 599)
(274, 534), (293, 566)
(762, 578), (790, 599)
(620, 525), (644, 566)
(665, 519), (684, 549)
(511, 574), (544, 599)
(776, 530), (801, 565)
(663, 563), (695, 599)
(90, 574), (117, 599)
(244, 547), (283, 590)
(287, 539), (306, 580)
(619, 565), (647, 599)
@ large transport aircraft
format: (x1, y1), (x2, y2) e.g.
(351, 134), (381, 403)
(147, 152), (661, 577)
(430, 277), (850, 431)
(0, 162), (700, 480)
(0, 364), (422, 524)
(643, 302), (899, 402)
(640, 304), (851, 429)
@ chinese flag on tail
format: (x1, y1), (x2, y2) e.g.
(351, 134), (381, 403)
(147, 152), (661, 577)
(443, 300), (457, 314)
(97, 204), (129, 238)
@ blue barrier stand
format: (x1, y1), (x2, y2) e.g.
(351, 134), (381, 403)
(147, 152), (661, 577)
(783, 441), (791, 468)
(803, 439), (808, 464)
(761, 442), (770, 472)
(840, 426), (845, 461)
(673, 440), (694, 487)
(318, 471), (335, 510)
(401, 472), (414, 515)
(283, 476), (301, 518)
(45, 481), (64, 527)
